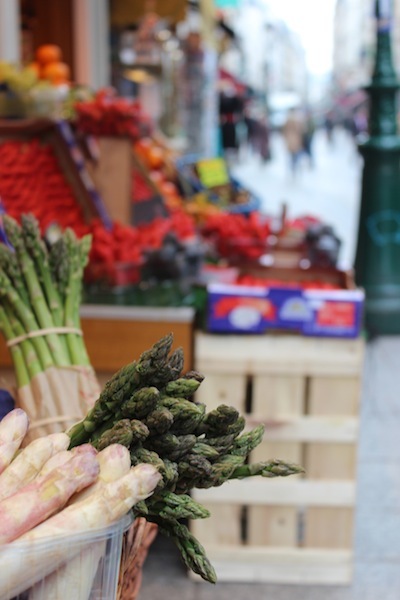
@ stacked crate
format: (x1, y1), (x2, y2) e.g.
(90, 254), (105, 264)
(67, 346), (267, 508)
(191, 332), (365, 584)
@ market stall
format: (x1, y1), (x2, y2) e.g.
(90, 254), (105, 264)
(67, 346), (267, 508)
(0, 31), (367, 595)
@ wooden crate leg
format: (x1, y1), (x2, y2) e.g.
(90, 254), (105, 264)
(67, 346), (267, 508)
(247, 374), (305, 547)
(304, 377), (360, 549)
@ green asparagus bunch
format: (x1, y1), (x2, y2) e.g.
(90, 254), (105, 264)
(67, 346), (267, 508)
(0, 214), (92, 386)
(67, 334), (304, 583)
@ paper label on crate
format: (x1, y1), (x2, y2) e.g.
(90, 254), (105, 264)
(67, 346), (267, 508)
(316, 301), (356, 328)
(196, 158), (230, 188)
(229, 306), (262, 329)
(279, 298), (313, 321)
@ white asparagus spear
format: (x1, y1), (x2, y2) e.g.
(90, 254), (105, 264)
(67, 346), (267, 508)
(35, 444), (97, 481)
(69, 443), (131, 504)
(0, 450), (100, 543)
(0, 433), (70, 501)
(0, 464), (160, 600)
(0, 409), (29, 474)
(30, 445), (132, 600)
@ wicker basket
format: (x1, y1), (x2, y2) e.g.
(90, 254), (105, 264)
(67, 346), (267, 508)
(117, 517), (158, 600)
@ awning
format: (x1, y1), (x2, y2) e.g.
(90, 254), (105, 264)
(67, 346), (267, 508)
(337, 90), (368, 109)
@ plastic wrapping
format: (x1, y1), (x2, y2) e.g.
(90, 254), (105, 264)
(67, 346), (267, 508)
(0, 513), (132, 600)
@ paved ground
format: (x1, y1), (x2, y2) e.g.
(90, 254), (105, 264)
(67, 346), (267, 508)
(140, 131), (400, 600)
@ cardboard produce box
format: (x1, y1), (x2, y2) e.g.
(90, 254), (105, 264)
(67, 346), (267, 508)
(206, 266), (364, 339)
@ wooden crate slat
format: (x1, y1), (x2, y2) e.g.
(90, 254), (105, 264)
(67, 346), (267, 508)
(193, 480), (356, 507)
(195, 333), (364, 376)
(304, 376), (361, 549)
(191, 547), (353, 584)
(247, 415), (359, 443)
(247, 506), (300, 547)
(190, 504), (242, 546)
(195, 372), (247, 413)
(304, 507), (354, 549)
(247, 374), (304, 546)
(194, 372), (247, 545)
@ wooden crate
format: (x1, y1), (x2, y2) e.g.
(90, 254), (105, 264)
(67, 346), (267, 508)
(191, 332), (365, 585)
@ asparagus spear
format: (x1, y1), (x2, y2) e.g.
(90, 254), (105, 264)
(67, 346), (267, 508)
(0, 409), (29, 474)
(230, 424), (265, 456)
(164, 376), (202, 398)
(0, 432), (70, 501)
(48, 235), (70, 302)
(0, 243), (30, 306)
(4, 301), (42, 381)
(63, 229), (91, 365)
(4, 215), (70, 367)
(0, 449), (100, 543)
(21, 214), (64, 327)
(0, 305), (30, 387)
(153, 518), (217, 584)
(230, 459), (305, 479)
(148, 490), (210, 521)
(0, 269), (54, 371)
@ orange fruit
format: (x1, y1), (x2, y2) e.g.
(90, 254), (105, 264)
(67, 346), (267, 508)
(159, 181), (178, 198)
(36, 44), (62, 66)
(147, 147), (164, 170)
(42, 61), (70, 85)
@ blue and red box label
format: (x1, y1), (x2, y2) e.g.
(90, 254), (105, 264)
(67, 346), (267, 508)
(207, 283), (364, 338)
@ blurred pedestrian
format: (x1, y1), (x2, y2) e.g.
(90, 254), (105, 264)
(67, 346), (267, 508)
(219, 82), (243, 162)
(282, 108), (305, 177)
(324, 111), (335, 144)
(244, 107), (271, 163)
(303, 109), (316, 168)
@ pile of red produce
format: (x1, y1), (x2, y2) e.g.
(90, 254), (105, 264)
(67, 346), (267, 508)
(201, 212), (272, 260)
(74, 89), (152, 139)
(0, 139), (86, 231)
(0, 137), (196, 286)
(235, 274), (340, 290)
(87, 211), (196, 267)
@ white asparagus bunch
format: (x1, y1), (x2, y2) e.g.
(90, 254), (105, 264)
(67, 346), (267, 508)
(0, 462), (160, 600)
(0, 409), (161, 599)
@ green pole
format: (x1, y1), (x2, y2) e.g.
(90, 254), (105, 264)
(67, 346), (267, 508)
(354, 0), (400, 335)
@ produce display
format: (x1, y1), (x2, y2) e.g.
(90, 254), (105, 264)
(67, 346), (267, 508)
(0, 46), (71, 119)
(67, 333), (303, 583)
(0, 210), (302, 586)
(0, 408), (160, 599)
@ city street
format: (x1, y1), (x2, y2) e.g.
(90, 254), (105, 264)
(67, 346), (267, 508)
(233, 126), (363, 268)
